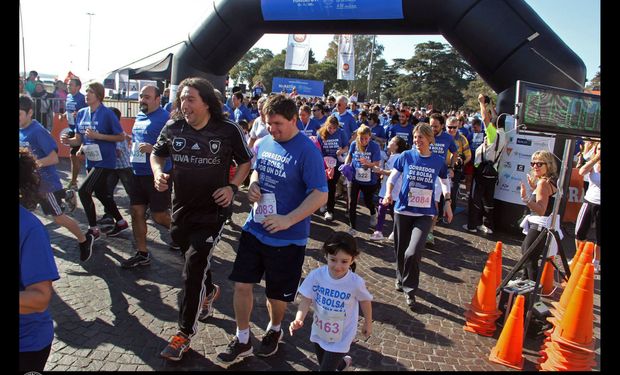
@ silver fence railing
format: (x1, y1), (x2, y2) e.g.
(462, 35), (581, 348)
(28, 97), (140, 130)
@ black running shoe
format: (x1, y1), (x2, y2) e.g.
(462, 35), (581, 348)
(216, 336), (253, 365)
(121, 252), (151, 268)
(256, 329), (283, 357)
(79, 233), (95, 262)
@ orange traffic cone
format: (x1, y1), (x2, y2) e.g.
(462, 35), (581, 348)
(551, 243), (593, 319)
(489, 294), (525, 370)
(538, 264), (596, 371)
(494, 241), (503, 288)
(463, 252), (501, 336)
(569, 241), (586, 273)
(540, 257), (556, 296)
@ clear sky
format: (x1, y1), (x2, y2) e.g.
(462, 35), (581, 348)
(19, 0), (600, 84)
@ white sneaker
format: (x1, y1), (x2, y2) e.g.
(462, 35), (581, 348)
(477, 225), (493, 234)
(338, 355), (352, 371)
(388, 232), (395, 241)
(369, 213), (378, 227)
(324, 211), (333, 221)
(462, 224), (477, 233)
(348, 227), (357, 236)
(320, 205), (327, 213)
(370, 231), (384, 241)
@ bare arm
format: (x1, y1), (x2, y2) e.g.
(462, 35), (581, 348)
(289, 295), (313, 335)
(261, 189), (327, 234)
(150, 154), (171, 192)
(20, 280), (53, 314)
(579, 145), (601, 176)
(36, 150), (59, 168)
(359, 300), (373, 337)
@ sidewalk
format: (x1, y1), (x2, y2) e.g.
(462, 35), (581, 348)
(40, 158), (600, 371)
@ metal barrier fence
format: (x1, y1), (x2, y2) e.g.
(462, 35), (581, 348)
(28, 97), (140, 131)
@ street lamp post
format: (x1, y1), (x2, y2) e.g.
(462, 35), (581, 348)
(86, 12), (95, 71)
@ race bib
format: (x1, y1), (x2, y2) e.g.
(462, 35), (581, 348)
(253, 193), (277, 223)
(312, 305), (345, 343)
(130, 142), (146, 163)
(408, 187), (433, 208)
(82, 143), (103, 161)
(355, 167), (371, 182)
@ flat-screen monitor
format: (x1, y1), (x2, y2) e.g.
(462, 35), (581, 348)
(514, 80), (600, 139)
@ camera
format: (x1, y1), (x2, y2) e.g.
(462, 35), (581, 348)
(484, 95), (491, 104)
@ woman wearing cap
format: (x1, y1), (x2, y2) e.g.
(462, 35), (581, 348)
(317, 115), (348, 222)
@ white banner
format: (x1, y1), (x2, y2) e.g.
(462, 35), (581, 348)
(284, 34), (310, 70)
(494, 117), (555, 204)
(337, 34), (355, 80)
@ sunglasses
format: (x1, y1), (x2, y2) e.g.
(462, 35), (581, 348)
(447, 126), (458, 129)
(530, 162), (547, 167)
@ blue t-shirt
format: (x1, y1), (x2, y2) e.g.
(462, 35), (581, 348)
(348, 140), (382, 185)
(65, 92), (86, 130)
(348, 108), (360, 118)
(318, 129), (348, 160)
(334, 111), (358, 143)
(19, 205), (60, 352)
(19, 120), (62, 193)
(297, 118), (321, 137)
(244, 132), (328, 246)
(131, 107), (172, 175)
(392, 150), (448, 216)
(387, 123), (414, 147)
(163, 102), (173, 112)
(430, 131), (457, 161)
(467, 131), (485, 154)
(234, 104), (253, 124)
(369, 124), (386, 141)
(75, 104), (124, 169)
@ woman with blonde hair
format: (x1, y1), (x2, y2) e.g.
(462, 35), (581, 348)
(344, 125), (382, 235)
(383, 123), (452, 309)
(317, 115), (349, 221)
(518, 149), (561, 281)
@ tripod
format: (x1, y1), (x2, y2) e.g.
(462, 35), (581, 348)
(496, 138), (575, 336)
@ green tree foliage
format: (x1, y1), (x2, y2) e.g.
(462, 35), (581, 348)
(229, 48), (274, 87)
(461, 74), (496, 113)
(586, 70), (600, 91)
(393, 42), (475, 110)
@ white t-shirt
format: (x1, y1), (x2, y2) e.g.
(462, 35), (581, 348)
(584, 164), (601, 205)
(249, 116), (269, 140)
(378, 153), (402, 200)
(298, 265), (373, 353)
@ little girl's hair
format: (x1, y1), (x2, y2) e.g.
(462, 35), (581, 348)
(322, 231), (360, 272)
(390, 136), (409, 153)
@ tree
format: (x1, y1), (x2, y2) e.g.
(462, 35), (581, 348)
(229, 48), (274, 86)
(394, 41), (476, 110)
(461, 74), (496, 113)
(586, 69), (600, 91)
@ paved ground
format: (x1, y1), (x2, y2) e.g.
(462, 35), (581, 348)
(38, 158), (600, 371)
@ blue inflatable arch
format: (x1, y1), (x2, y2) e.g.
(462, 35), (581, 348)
(171, 0), (586, 115)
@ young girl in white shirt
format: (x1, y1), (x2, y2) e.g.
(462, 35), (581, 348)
(289, 232), (373, 371)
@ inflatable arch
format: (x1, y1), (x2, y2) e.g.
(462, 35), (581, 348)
(171, 0), (586, 116)
(170, 0), (587, 233)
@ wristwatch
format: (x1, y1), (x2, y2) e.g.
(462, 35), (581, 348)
(228, 183), (239, 195)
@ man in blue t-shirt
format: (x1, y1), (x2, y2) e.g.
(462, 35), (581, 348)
(217, 94), (328, 365)
(231, 91), (254, 127)
(427, 113), (457, 245)
(387, 110), (414, 148)
(19, 95), (95, 262)
(64, 78), (87, 189)
(334, 95), (358, 144)
(120, 85), (174, 269)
